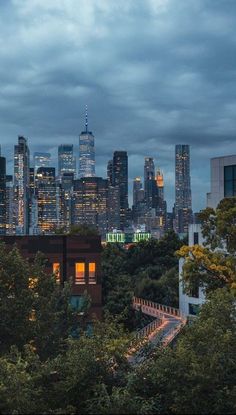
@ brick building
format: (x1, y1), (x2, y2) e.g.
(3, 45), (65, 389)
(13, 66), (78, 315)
(0, 235), (102, 319)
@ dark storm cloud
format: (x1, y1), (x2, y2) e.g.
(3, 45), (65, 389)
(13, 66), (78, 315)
(0, 0), (236, 210)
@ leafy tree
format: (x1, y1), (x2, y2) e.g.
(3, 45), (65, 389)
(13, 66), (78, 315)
(177, 197), (236, 294)
(0, 243), (79, 359)
(103, 289), (236, 415)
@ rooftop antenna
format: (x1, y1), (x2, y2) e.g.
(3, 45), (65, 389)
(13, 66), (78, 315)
(85, 105), (88, 133)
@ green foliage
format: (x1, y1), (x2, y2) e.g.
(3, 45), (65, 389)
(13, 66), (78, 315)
(102, 232), (183, 328)
(102, 289), (236, 415)
(179, 197), (236, 294)
(0, 243), (79, 360)
(199, 197), (236, 253)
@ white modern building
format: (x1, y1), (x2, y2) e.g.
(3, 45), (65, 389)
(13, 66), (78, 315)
(179, 154), (236, 316)
(207, 155), (236, 208)
(179, 224), (205, 316)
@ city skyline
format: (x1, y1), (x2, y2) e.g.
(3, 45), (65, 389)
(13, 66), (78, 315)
(0, 134), (234, 213)
(1, 1), (236, 211)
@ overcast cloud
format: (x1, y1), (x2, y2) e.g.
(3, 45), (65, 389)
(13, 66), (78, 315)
(0, 0), (236, 210)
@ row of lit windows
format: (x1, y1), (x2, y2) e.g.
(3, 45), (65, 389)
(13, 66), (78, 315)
(53, 262), (96, 285)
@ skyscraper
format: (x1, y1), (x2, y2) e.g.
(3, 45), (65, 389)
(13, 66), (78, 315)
(35, 167), (58, 234)
(6, 175), (14, 235)
(72, 177), (108, 236)
(174, 144), (192, 234)
(58, 145), (76, 178)
(14, 136), (30, 234)
(79, 108), (95, 178)
(133, 177), (143, 207)
(59, 172), (74, 230)
(132, 177), (145, 224)
(0, 156), (6, 235)
(34, 152), (51, 172)
(112, 151), (128, 230)
(144, 157), (155, 210)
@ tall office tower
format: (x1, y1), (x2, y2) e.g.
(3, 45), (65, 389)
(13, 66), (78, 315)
(72, 177), (108, 236)
(59, 172), (74, 230)
(155, 168), (167, 232)
(0, 156), (6, 235)
(207, 155), (236, 208)
(107, 160), (113, 185)
(155, 168), (164, 201)
(133, 177), (143, 207)
(107, 185), (120, 231)
(174, 144), (192, 234)
(144, 157), (156, 210)
(79, 109), (95, 178)
(112, 151), (128, 230)
(132, 177), (145, 223)
(14, 136), (30, 234)
(35, 167), (58, 234)
(29, 167), (35, 232)
(6, 175), (14, 235)
(58, 145), (76, 178)
(34, 152), (51, 172)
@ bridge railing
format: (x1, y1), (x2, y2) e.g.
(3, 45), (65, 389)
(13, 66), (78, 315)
(135, 317), (164, 340)
(133, 296), (186, 319)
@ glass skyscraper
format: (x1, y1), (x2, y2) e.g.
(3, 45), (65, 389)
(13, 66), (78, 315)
(112, 151), (128, 230)
(34, 152), (51, 172)
(14, 136), (30, 234)
(174, 144), (192, 234)
(58, 144), (76, 178)
(79, 110), (95, 178)
(0, 156), (6, 235)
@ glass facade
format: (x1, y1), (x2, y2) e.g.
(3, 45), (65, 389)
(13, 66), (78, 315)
(224, 165), (236, 197)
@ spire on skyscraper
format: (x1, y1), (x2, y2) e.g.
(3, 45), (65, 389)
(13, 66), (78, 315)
(85, 105), (88, 133)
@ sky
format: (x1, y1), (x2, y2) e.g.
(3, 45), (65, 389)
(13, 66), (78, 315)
(0, 0), (236, 211)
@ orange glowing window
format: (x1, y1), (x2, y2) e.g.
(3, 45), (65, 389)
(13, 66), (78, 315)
(89, 262), (96, 284)
(75, 263), (85, 284)
(53, 263), (60, 283)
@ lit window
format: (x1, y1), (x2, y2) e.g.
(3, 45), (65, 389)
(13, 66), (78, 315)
(75, 263), (85, 284)
(89, 262), (96, 284)
(53, 263), (60, 283)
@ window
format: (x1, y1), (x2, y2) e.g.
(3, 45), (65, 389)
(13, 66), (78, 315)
(70, 295), (84, 310)
(224, 165), (236, 197)
(193, 232), (199, 245)
(75, 262), (85, 284)
(89, 262), (96, 284)
(53, 263), (60, 283)
(189, 303), (200, 316)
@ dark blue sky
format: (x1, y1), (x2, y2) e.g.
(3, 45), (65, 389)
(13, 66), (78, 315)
(0, 0), (236, 211)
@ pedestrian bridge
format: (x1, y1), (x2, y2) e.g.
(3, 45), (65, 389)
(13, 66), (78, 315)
(128, 297), (187, 363)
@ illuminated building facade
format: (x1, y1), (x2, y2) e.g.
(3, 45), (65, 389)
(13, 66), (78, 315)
(112, 151), (128, 230)
(174, 144), (192, 234)
(0, 156), (6, 235)
(0, 235), (102, 319)
(144, 157), (155, 210)
(35, 167), (58, 234)
(58, 145), (76, 178)
(79, 110), (95, 178)
(14, 136), (30, 234)
(59, 172), (74, 230)
(34, 152), (51, 172)
(6, 175), (14, 235)
(72, 177), (108, 236)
